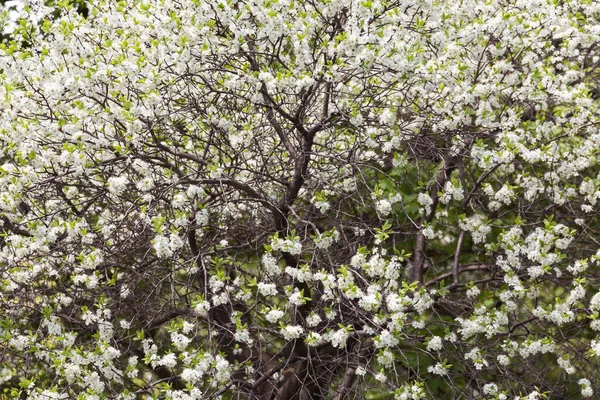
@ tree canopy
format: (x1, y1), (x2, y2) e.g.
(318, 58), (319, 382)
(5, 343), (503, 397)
(1, 0), (600, 399)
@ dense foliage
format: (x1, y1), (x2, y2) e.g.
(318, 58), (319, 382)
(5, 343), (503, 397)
(1, 0), (600, 398)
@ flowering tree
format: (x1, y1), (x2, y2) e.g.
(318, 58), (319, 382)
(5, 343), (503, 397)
(1, 0), (600, 399)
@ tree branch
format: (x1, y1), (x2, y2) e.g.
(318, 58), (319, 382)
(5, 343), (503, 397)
(332, 339), (373, 400)
(424, 264), (490, 287)
(151, 139), (208, 166)
(1, 216), (32, 237)
(244, 38), (299, 157)
(453, 230), (466, 285)
(411, 156), (456, 284)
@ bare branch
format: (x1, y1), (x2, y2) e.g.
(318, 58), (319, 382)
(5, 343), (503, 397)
(424, 264), (491, 288)
(453, 229), (466, 285)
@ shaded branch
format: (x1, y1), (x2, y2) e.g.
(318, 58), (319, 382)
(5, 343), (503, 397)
(332, 339), (373, 400)
(424, 264), (491, 287)
(453, 230), (466, 285)
(411, 156), (457, 284)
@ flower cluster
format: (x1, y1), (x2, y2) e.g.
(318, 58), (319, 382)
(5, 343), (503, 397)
(0, 0), (599, 398)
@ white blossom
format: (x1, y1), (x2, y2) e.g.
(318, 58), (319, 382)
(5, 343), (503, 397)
(257, 282), (278, 296)
(579, 378), (593, 398)
(281, 325), (304, 340)
(329, 328), (350, 348)
(265, 309), (285, 323)
(376, 199), (392, 216)
(426, 336), (443, 352)
(107, 176), (128, 196)
(427, 363), (449, 376)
